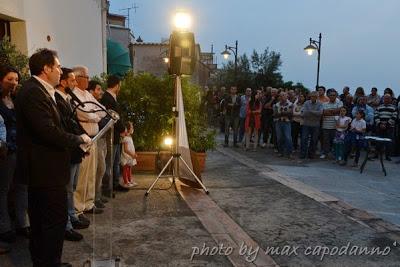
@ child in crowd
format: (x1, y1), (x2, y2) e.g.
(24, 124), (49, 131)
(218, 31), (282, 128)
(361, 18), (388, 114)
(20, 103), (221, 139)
(120, 122), (138, 188)
(347, 110), (367, 167)
(334, 107), (351, 163)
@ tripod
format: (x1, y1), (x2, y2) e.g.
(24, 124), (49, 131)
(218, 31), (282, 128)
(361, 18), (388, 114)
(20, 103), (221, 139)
(145, 76), (209, 195)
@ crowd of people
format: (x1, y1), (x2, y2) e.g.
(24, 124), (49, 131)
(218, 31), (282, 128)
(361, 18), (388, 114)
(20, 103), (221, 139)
(0, 49), (138, 267)
(205, 85), (400, 165)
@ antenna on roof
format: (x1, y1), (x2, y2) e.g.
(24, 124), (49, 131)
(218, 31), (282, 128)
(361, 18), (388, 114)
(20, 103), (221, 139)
(120, 2), (139, 31)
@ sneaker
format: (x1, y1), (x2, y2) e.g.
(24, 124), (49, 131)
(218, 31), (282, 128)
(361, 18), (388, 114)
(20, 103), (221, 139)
(129, 181), (138, 187)
(277, 153), (284, 157)
(84, 207), (103, 214)
(261, 143), (267, 148)
(64, 229), (83, 242)
(320, 154), (326, 159)
(78, 214), (90, 224)
(72, 219), (90, 230)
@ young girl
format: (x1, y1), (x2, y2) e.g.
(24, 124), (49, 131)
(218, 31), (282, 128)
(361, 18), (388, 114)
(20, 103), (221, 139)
(120, 122), (138, 188)
(334, 107), (351, 163)
(347, 110), (367, 167)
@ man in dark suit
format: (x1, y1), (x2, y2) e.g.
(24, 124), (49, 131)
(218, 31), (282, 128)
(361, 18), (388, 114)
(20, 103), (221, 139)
(100, 75), (126, 191)
(55, 67), (91, 242)
(16, 48), (91, 267)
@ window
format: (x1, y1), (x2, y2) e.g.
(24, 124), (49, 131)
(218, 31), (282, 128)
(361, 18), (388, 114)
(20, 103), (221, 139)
(0, 20), (11, 41)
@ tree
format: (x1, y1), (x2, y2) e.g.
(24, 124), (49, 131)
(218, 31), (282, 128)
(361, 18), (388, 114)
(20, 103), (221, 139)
(0, 37), (29, 80)
(209, 46), (306, 92)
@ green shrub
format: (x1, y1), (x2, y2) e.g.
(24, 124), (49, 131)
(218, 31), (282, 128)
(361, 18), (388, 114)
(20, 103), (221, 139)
(119, 71), (216, 152)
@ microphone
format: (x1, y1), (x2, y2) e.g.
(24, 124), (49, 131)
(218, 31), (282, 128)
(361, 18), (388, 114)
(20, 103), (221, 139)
(65, 87), (85, 107)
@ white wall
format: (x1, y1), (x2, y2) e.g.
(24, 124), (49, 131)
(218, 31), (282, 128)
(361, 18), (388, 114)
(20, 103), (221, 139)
(0, 0), (25, 20)
(0, 0), (106, 75)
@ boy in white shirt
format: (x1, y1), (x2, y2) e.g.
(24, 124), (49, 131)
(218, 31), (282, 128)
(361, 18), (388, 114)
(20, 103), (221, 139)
(346, 110), (367, 167)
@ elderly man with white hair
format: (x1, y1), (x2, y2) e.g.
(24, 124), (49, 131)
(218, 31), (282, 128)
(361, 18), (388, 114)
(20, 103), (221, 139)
(72, 66), (107, 218)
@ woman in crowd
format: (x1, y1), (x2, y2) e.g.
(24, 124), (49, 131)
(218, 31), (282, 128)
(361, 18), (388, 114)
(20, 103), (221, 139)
(0, 66), (29, 246)
(245, 90), (262, 151)
(292, 93), (305, 151)
(353, 87), (365, 105)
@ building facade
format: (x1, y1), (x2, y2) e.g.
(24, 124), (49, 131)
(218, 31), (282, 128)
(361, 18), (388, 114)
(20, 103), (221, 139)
(0, 0), (107, 75)
(131, 42), (215, 86)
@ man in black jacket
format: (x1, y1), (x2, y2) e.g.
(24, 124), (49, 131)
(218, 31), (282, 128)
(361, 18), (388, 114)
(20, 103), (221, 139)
(100, 75), (126, 191)
(55, 68), (90, 242)
(16, 49), (91, 267)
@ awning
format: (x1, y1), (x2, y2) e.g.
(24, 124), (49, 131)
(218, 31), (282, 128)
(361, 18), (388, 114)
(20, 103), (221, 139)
(107, 39), (132, 77)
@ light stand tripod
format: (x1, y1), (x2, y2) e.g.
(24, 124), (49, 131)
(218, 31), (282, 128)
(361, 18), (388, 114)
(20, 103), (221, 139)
(145, 75), (209, 195)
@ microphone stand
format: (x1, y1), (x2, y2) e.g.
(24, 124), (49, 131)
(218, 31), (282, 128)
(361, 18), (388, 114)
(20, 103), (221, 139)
(71, 99), (122, 267)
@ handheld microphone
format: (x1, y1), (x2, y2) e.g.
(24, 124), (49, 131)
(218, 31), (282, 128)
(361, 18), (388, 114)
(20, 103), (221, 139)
(65, 87), (85, 107)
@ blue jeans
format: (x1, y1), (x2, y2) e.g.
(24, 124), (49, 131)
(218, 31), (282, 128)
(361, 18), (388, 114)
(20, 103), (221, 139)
(66, 163), (80, 230)
(301, 126), (320, 159)
(275, 121), (293, 155)
(239, 117), (246, 143)
(224, 115), (240, 145)
(0, 153), (16, 233)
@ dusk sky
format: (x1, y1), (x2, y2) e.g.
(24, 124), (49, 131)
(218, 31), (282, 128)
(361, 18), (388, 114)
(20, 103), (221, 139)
(110, 0), (400, 95)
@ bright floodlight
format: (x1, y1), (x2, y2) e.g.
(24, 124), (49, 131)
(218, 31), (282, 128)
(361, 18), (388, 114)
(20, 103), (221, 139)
(173, 11), (192, 31)
(164, 137), (173, 146)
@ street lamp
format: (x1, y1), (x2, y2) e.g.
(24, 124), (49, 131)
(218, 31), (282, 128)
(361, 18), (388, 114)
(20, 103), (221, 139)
(221, 40), (238, 86)
(304, 33), (322, 89)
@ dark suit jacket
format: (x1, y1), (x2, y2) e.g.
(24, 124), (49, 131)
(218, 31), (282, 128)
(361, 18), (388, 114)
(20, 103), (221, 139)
(100, 91), (125, 144)
(16, 77), (83, 188)
(55, 92), (86, 164)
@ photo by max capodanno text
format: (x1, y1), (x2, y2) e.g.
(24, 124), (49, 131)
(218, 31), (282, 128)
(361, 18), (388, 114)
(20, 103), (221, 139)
(190, 242), (396, 262)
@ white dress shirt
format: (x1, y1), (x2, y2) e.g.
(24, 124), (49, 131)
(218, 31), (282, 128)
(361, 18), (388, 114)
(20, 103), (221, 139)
(73, 87), (107, 137)
(33, 75), (56, 102)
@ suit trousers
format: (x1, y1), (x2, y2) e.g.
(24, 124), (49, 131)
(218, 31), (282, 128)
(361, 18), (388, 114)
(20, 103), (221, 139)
(28, 186), (67, 267)
(74, 141), (97, 214)
(95, 137), (107, 201)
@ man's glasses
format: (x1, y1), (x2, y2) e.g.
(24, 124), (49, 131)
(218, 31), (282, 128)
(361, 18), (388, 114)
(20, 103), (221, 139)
(78, 75), (89, 79)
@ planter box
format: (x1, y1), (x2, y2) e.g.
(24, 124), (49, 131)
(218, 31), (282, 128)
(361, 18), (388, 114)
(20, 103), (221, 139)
(134, 151), (172, 172)
(190, 150), (206, 177)
(135, 151), (206, 177)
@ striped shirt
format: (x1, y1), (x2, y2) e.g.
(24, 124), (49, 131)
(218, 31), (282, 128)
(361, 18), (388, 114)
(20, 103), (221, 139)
(322, 101), (343, 129)
(375, 104), (397, 127)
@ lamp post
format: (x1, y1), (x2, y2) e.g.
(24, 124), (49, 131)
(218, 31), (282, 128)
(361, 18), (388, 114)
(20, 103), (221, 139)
(304, 33), (322, 89)
(221, 40), (238, 86)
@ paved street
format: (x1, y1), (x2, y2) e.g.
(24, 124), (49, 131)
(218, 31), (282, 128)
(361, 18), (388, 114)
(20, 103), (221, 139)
(2, 144), (400, 266)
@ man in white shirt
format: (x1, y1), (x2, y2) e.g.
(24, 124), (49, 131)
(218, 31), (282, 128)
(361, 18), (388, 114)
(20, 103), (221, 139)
(72, 66), (107, 215)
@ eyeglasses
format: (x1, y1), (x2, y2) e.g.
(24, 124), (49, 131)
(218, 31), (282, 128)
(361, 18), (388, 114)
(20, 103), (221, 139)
(77, 75), (89, 79)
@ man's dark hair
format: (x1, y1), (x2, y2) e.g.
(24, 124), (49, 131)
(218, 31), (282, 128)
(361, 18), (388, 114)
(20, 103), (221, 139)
(107, 75), (121, 88)
(60, 67), (73, 82)
(371, 87), (377, 92)
(318, 86), (326, 92)
(87, 80), (102, 92)
(29, 48), (58, 76)
(0, 65), (20, 81)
